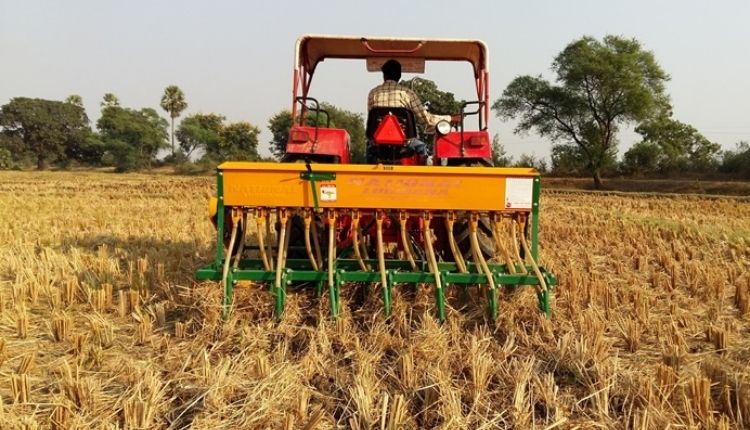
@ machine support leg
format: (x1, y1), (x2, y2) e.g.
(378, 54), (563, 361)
(221, 208), (240, 319)
(537, 289), (551, 318)
(436, 272), (447, 322)
(223, 274), (234, 320)
(376, 211), (391, 317)
(382, 270), (392, 317)
(329, 270), (342, 318)
(468, 213), (498, 320)
(328, 277), (339, 317)
(275, 270), (289, 322)
(273, 209), (290, 320)
(487, 274), (499, 321)
(518, 214), (550, 318)
(327, 210), (339, 318)
(422, 212), (444, 322)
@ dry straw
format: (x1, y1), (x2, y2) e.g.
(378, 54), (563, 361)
(0, 172), (749, 428)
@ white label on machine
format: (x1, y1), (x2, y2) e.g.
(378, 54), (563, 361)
(505, 178), (533, 209)
(320, 184), (337, 202)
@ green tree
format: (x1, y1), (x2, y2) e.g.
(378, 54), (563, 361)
(0, 134), (23, 167)
(0, 134), (18, 169)
(0, 97), (90, 169)
(514, 153), (547, 173)
(401, 77), (464, 139)
(267, 103), (364, 162)
(621, 141), (662, 176)
(268, 111), (294, 159)
(719, 141), (750, 179)
(401, 77), (463, 115)
(101, 93), (120, 108)
(493, 35), (670, 188)
(64, 133), (105, 166)
(97, 106), (168, 171)
(65, 94), (83, 107)
(209, 121), (260, 162)
(491, 134), (513, 167)
(176, 113), (225, 157)
(322, 102), (366, 163)
(634, 116), (720, 174)
(160, 85), (188, 156)
(0, 147), (11, 170)
(550, 143), (617, 177)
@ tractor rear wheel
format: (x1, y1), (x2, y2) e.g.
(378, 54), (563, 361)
(449, 160), (497, 262)
(281, 214), (327, 260)
(452, 216), (496, 261)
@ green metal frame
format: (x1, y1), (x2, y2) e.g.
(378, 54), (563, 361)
(300, 170), (336, 211)
(197, 258), (556, 321)
(199, 170), (556, 322)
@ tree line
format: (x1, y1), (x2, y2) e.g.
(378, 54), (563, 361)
(1, 35), (748, 184)
(0, 86), (366, 173)
(493, 35), (749, 185)
(0, 87), (263, 172)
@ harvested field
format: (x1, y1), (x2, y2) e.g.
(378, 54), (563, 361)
(1, 171), (749, 429)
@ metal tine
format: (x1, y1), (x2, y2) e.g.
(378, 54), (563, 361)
(221, 208), (241, 318)
(516, 214), (548, 296)
(310, 212), (323, 271)
(399, 211), (418, 271)
(266, 209), (275, 270)
(468, 212), (498, 320)
(351, 210), (370, 272)
(422, 211), (445, 321)
(232, 208), (249, 270)
(509, 214), (528, 274)
(491, 213), (516, 274)
(255, 208), (271, 271)
(302, 209), (319, 271)
(375, 210), (391, 316)
(274, 209), (291, 319)
(327, 209), (340, 317)
(444, 211), (468, 273)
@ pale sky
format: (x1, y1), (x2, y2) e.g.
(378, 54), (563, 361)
(2, 0), (749, 160)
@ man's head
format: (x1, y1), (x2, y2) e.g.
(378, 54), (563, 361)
(381, 59), (401, 82)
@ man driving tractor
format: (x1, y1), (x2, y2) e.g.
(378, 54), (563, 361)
(366, 59), (461, 163)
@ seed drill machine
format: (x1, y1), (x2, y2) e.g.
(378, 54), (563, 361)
(196, 35), (557, 321)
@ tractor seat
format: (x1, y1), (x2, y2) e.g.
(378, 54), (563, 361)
(366, 107), (417, 142)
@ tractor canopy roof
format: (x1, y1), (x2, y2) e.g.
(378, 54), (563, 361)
(295, 35), (489, 77)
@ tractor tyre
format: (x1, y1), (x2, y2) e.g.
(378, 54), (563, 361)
(448, 161), (497, 263)
(452, 216), (496, 262)
(280, 214), (327, 260)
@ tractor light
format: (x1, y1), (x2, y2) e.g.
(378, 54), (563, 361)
(435, 120), (451, 135)
(468, 135), (488, 147)
(290, 129), (310, 143)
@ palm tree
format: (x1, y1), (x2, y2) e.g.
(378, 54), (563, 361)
(160, 85), (188, 156)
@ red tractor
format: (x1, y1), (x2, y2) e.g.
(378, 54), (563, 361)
(285, 35), (491, 167)
(201, 35), (555, 322)
(281, 35), (496, 263)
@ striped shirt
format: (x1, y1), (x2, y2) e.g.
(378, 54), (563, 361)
(367, 80), (451, 127)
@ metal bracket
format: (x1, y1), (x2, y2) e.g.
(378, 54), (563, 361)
(300, 163), (336, 211)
